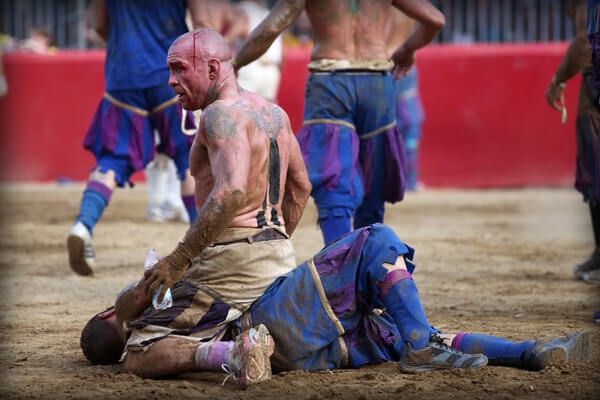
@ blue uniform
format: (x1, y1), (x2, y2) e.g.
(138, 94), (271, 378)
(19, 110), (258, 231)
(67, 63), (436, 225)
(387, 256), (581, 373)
(83, 0), (194, 186)
(296, 71), (407, 244)
(394, 68), (424, 191)
(250, 224), (422, 371)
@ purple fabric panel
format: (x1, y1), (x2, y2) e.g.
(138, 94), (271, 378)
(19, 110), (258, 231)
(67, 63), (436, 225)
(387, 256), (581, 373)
(102, 103), (121, 153)
(359, 139), (373, 197)
(86, 181), (113, 203)
(83, 105), (103, 149)
(452, 332), (468, 351)
(127, 112), (147, 171)
(296, 125), (312, 167)
(326, 281), (356, 317)
(184, 108), (197, 131)
(376, 269), (412, 301)
(322, 124), (342, 191)
(342, 313), (397, 365)
(314, 228), (370, 277)
(153, 110), (176, 156)
(182, 194), (195, 208)
(383, 126), (407, 202)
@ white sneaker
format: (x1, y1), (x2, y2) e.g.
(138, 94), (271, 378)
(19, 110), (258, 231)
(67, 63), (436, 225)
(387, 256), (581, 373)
(223, 324), (274, 386)
(67, 222), (95, 276)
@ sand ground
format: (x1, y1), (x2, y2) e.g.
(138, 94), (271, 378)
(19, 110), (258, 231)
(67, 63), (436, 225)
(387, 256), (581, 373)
(0, 184), (598, 400)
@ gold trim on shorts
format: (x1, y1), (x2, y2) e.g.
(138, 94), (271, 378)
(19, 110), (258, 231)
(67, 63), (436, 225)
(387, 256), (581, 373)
(302, 119), (396, 140)
(103, 92), (179, 116)
(307, 258), (349, 368)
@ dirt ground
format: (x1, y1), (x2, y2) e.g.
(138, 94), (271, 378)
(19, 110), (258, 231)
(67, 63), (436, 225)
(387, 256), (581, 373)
(0, 183), (598, 400)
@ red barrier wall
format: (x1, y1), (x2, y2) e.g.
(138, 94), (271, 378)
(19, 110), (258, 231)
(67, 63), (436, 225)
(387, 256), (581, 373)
(0, 51), (104, 182)
(0, 44), (578, 188)
(416, 43), (578, 188)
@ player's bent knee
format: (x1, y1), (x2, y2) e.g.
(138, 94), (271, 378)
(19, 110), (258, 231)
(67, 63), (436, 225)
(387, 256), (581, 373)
(88, 168), (118, 190)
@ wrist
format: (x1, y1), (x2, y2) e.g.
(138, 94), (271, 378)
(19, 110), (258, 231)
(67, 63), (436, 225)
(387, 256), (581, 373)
(551, 74), (566, 90)
(166, 242), (195, 271)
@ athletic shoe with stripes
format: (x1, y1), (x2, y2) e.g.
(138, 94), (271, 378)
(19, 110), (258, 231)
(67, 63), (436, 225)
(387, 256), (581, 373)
(397, 334), (488, 373)
(224, 324), (275, 386)
(522, 331), (590, 371)
(67, 221), (95, 276)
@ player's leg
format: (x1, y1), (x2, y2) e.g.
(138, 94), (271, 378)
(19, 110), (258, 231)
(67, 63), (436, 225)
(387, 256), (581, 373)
(122, 326), (273, 385)
(448, 331), (590, 370)
(296, 73), (364, 245)
(67, 157), (129, 276)
(69, 89), (159, 275)
(353, 132), (385, 229)
(350, 224), (487, 372)
(145, 152), (170, 222)
(353, 72), (406, 230)
(149, 86), (197, 224)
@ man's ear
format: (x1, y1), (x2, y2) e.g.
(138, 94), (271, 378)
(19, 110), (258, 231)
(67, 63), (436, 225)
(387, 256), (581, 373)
(98, 306), (116, 320)
(208, 58), (220, 79)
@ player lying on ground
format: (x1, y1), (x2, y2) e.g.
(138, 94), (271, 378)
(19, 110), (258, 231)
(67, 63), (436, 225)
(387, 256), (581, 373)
(80, 224), (590, 386)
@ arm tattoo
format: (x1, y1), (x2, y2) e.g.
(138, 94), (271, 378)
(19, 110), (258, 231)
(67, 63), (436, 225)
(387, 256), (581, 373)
(203, 107), (239, 139)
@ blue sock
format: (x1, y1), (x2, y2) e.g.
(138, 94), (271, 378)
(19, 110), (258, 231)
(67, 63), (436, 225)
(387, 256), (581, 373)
(318, 207), (352, 245)
(380, 271), (431, 349)
(182, 195), (197, 225)
(76, 182), (112, 234)
(453, 333), (535, 367)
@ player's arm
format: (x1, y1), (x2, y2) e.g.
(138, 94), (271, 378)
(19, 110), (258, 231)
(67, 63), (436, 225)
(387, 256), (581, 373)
(145, 106), (251, 301)
(113, 281), (152, 341)
(390, 0), (445, 78)
(91, 0), (108, 41)
(281, 114), (311, 236)
(233, 0), (305, 71)
(546, 0), (590, 110)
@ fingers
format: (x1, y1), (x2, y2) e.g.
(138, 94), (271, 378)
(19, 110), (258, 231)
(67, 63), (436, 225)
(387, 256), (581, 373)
(147, 273), (162, 297)
(156, 285), (168, 304)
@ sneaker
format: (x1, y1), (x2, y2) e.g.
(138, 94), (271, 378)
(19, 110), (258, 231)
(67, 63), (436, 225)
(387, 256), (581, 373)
(593, 311), (600, 324)
(522, 331), (590, 371)
(573, 251), (600, 280)
(397, 334), (488, 373)
(224, 324), (274, 386)
(67, 222), (95, 276)
(583, 268), (600, 284)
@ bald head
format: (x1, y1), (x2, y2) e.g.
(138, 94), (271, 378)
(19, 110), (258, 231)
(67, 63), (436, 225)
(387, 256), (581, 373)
(170, 28), (232, 66)
(168, 28), (237, 110)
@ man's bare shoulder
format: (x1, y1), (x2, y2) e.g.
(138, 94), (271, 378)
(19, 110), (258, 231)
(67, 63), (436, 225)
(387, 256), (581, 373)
(201, 101), (249, 139)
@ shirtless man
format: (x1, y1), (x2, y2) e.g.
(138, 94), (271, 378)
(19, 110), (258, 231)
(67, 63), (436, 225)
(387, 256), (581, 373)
(233, 0), (445, 245)
(117, 28), (311, 384)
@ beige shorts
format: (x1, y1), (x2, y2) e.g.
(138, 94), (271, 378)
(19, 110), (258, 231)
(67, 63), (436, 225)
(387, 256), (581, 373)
(122, 226), (296, 357)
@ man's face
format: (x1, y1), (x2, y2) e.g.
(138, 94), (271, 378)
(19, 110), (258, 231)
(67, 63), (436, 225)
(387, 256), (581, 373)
(167, 40), (211, 111)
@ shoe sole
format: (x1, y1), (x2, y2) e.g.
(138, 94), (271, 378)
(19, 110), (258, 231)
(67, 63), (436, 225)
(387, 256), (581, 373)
(246, 324), (274, 385)
(397, 358), (487, 374)
(67, 235), (93, 276)
(531, 331), (590, 370)
(232, 324), (275, 386)
(565, 331), (590, 363)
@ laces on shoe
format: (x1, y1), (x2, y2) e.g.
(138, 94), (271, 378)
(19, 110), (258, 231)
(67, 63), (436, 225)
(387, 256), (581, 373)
(429, 333), (465, 355)
(221, 363), (239, 386)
